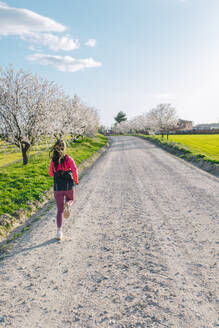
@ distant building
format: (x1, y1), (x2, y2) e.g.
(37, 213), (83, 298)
(176, 119), (193, 131)
(170, 121), (219, 134)
(194, 123), (219, 130)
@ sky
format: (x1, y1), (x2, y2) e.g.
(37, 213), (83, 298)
(0, 0), (219, 127)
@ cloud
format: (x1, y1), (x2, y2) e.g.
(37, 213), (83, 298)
(23, 33), (79, 51)
(0, 2), (65, 35)
(85, 39), (96, 47)
(27, 53), (102, 72)
(0, 2), (79, 51)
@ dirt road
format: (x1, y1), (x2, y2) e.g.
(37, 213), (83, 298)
(0, 136), (218, 328)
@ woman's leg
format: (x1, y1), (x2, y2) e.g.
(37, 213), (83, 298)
(54, 190), (65, 228)
(65, 188), (74, 207)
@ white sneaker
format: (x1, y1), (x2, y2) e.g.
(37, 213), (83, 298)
(56, 228), (63, 240)
(64, 202), (70, 219)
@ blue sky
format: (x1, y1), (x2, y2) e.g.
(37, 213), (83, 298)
(1, 0), (219, 127)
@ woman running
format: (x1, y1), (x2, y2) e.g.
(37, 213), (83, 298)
(49, 139), (78, 240)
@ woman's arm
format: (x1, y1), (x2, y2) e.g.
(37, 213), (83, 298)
(49, 160), (54, 177)
(68, 157), (78, 184)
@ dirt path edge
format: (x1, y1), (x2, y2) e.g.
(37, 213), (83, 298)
(137, 135), (219, 178)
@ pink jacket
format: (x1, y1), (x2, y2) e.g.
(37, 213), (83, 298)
(49, 155), (78, 185)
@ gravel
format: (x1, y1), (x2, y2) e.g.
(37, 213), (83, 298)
(0, 136), (218, 328)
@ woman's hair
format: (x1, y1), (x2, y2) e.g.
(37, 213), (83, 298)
(51, 139), (66, 171)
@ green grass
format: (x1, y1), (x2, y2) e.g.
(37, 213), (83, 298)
(165, 135), (219, 162)
(0, 139), (54, 167)
(0, 135), (107, 216)
(138, 134), (219, 163)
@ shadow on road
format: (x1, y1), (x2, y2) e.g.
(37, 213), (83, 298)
(0, 238), (58, 261)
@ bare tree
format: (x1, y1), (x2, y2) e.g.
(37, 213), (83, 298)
(52, 93), (73, 139)
(83, 106), (99, 137)
(69, 95), (86, 141)
(110, 104), (178, 137)
(54, 94), (99, 142)
(147, 104), (178, 139)
(111, 120), (131, 135)
(67, 96), (98, 142)
(0, 66), (100, 164)
(0, 65), (61, 164)
(129, 113), (152, 135)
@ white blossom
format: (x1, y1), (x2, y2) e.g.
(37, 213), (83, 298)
(0, 65), (100, 164)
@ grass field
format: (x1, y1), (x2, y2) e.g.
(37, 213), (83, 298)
(165, 135), (219, 162)
(139, 134), (219, 163)
(0, 135), (107, 216)
(0, 139), (53, 168)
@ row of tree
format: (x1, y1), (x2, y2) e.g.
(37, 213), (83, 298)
(111, 104), (178, 137)
(0, 66), (99, 164)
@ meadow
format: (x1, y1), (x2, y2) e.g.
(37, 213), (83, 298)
(140, 134), (219, 163)
(0, 135), (107, 216)
(0, 139), (52, 168)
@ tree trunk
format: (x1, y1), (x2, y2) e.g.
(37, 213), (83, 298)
(21, 141), (30, 165)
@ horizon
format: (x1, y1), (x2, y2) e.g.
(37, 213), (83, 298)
(0, 0), (219, 128)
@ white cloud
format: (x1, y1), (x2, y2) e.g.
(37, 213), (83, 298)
(85, 39), (96, 48)
(22, 33), (79, 51)
(0, 2), (79, 51)
(0, 2), (65, 35)
(27, 53), (102, 72)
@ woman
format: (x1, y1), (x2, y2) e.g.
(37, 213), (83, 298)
(49, 139), (78, 240)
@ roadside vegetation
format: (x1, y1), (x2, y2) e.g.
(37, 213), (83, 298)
(0, 65), (108, 239)
(162, 134), (219, 162)
(0, 134), (107, 217)
(139, 134), (219, 163)
(0, 139), (52, 167)
(0, 65), (99, 165)
(108, 103), (218, 166)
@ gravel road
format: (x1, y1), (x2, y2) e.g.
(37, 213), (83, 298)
(0, 136), (218, 328)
